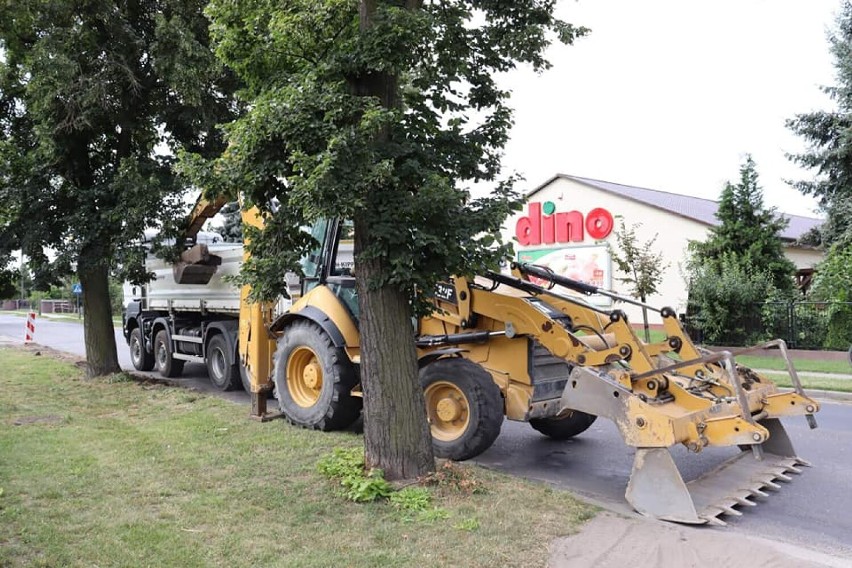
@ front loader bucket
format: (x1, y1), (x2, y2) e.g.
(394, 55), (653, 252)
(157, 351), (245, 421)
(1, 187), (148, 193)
(626, 420), (809, 525)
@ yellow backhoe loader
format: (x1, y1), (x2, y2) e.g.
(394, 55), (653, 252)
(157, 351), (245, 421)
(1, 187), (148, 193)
(124, 201), (820, 526)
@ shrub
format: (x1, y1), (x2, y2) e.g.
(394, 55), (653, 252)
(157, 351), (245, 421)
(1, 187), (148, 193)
(687, 254), (778, 345)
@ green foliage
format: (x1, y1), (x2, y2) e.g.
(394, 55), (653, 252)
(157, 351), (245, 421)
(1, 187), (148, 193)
(809, 243), (852, 349)
(416, 507), (451, 523)
(787, 1), (852, 247)
(453, 517), (480, 531)
(0, 266), (20, 300)
(343, 469), (394, 503)
(317, 447), (392, 503)
(389, 487), (432, 512)
(187, 0), (588, 312)
(689, 156), (796, 294)
(317, 447), (365, 480)
(605, 217), (668, 301)
(0, 0), (239, 325)
(688, 254), (775, 345)
(109, 278), (125, 316)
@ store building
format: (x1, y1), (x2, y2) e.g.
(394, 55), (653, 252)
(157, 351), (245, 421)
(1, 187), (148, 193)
(502, 174), (824, 326)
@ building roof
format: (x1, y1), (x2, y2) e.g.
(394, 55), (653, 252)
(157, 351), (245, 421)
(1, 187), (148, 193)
(529, 174), (822, 242)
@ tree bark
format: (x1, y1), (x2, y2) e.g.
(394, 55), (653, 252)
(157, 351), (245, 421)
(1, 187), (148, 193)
(79, 244), (121, 377)
(351, 0), (434, 480)
(355, 218), (435, 480)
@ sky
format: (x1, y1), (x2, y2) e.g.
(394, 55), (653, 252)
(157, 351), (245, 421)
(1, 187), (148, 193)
(497, 0), (840, 218)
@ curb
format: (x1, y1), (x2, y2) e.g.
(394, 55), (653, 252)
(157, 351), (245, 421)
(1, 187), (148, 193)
(807, 388), (852, 403)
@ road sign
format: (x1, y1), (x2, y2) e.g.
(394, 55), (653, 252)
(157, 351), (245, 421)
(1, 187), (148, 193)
(72, 283), (82, 295)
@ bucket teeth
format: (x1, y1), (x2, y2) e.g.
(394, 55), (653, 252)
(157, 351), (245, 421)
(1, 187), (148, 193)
(719, 505), (742, 517)
(700, 515), (727, 527)
(626, 447), (810, 525)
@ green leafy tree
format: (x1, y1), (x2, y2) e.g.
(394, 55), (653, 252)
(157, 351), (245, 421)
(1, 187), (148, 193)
(688, 254), (775, 345)
(190, 0), (587, 479)
(787, 1), (852, 351)
(0, 265), (19, 300)
(604, 218), (668, 342)
(690, 156), (796, 294)
(787, 0), (852, 248)
(809, 243), (852, 349)
(0, 0), (238, 376)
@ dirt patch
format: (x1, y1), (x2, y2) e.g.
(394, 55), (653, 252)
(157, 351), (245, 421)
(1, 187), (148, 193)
(549, 513), (847, 568)
(13, 415), (64, 426)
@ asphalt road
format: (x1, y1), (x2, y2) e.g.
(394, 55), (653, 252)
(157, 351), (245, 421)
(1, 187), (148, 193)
(2, 313), (851, 560)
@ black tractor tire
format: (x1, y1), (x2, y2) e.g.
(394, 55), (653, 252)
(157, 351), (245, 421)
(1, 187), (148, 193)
(239, 360), (252, 394)
(154, 330), (185, 378)
(206, 334), (241, 391)
(420, 358), (504, 461)
(129, 327), (154, 371)
(273, 321), (361, 431)
(530, 410), (597, 440)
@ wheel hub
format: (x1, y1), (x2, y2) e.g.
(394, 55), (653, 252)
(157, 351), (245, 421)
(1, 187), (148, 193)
(424, 380), (470, 441)
(436, 397), (462, 422)
(287, 346), (324, 408)
(303, 362), (321, 389)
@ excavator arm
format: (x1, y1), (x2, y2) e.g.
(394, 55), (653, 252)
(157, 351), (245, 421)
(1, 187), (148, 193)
(180, 194), (280, 419)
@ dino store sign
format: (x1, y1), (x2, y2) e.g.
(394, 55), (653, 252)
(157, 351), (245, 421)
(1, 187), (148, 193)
(515, 201), (615, 246)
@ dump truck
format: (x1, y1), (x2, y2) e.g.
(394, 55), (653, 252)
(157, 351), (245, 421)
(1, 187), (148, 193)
(123, 199), (820, 525)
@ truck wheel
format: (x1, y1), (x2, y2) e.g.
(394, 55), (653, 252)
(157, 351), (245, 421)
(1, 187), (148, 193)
(420, 358), (503, 461)
(273, 321), (361, 431)
(206, 335), (241, 391)
(129, 328), (154, 371)
(530, 411), (597, 440)
(154, 330), (184, 378)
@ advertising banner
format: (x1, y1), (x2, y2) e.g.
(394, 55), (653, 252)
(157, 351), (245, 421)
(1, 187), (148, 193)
(517, 245), (612, 306)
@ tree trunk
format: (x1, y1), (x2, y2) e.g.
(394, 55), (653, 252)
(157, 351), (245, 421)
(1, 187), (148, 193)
(354, 218), (435, 480)
(352, 0), (435, 480)
(79, 244), (120, 377)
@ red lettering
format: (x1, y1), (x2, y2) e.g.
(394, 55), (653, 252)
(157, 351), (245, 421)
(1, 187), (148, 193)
(515, 203), (614, 245)
(515, 202), (541, 246)
(586, 208), (614, 239)
(555, 211), (584, 242)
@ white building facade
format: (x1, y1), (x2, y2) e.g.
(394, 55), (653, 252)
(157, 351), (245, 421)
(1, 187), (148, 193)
(502, 175), (824, 326)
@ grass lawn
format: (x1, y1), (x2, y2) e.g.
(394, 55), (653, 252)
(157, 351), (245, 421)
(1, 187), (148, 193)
(735, 355), (851, 375)
(0, 347), (595, 568)
(760, 371), (852, 393)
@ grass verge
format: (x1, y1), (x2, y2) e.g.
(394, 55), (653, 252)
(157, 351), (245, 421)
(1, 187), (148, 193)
(762, 371), (852, 393)
(735, 355), (851, 375)
(0, 347), (595, 568)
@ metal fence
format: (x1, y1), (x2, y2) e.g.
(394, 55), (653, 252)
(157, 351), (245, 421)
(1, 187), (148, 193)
(683, 301), (852, 350)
